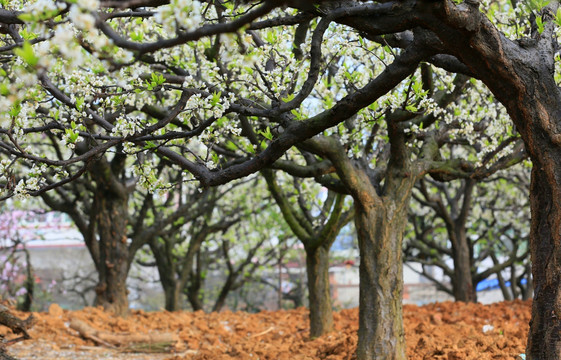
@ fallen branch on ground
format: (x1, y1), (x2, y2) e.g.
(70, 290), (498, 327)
(69, 318), (178, 352)
(0, 304), (35, 360)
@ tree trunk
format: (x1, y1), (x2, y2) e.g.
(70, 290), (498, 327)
(509, 264), (519, 300)
(94, 190), (130, 316)
(187, 287), (203, 311)
(522, 262), (533, 301)
(355, 200), (407, 360)
(187, 250), (204, 311)
(497, 270), (512, 301)
(452, 228), (477, 302)
(305, 244), (333, 338)
(18, 249), (33, 312)
(157, 269), (180, 312)
(150, 240), (180, 311)
(212, 275), (235, 312)
(163, 283), (180, 312)
(492, 253), (513, 301)
(526, 160), (561, 359)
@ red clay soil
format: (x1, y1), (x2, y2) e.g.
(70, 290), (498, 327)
(1, 300), (530, 359)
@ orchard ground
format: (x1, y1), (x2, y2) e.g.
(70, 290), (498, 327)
(2, 300), (529, 359)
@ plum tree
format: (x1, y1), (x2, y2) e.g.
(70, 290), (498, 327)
(1, 0), (560, 358)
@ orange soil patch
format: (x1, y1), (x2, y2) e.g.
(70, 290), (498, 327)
(1, 300), (530, 359)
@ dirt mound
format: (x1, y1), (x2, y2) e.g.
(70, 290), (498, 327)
(1, 300), (530, 359)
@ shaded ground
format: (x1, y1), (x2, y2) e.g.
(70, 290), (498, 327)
(1, 300), (530, 359)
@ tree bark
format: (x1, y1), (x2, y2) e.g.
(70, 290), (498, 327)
(306, 244), (333, 338)
(163, 282), (179, 312)
(355, 199), (408, 360)
(526, 159), (561, 359)
(18, 249), (33, 312)
(451, 227), (477, 302)
(93, 187), (130, 316)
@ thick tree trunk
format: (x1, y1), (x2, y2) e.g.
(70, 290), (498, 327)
(452, 230), (477, 302)
(355, 200), (407, 360)
(526, 161), (561, 359)
(305, 244), (333, 338)
(94, 191), (130, 316)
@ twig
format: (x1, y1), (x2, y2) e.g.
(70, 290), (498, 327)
(249, 326), (274, 338)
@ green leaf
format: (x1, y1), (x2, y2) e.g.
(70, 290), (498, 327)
(9, 102), (21, 117)
(405, 104), (418, 112)
(225, 141), (238, 151)
(144, 141), (157, 149)
(282, 93), (295, 103)
(65, 128), (79, 143)
(14, 41), (39, 67)
(130, 30), (144, 41)
(556, 8), (561, 26)
(75, 96), (85, 111)
(151, 72), (165, 86)
(245, 143), (255, 154)
(17, 13), (35, 22)
(20, 28), (38, 40)
(290, 109), (302, 119)
(536, 15), (545, 34)
(258, 127), (273, 140)
(211, 91), (222, 107)
(0, 83), (9, 96)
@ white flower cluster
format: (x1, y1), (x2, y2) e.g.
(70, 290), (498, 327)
(79, 0), (100, 11)
(111, 114), (145, 137)
(441, 78), (512, 166)
(0, 160), (11, 184)
(133, 161), (163, 192)
(12, 163), (49, 198)
(69, 5), (96, 32)
(23, 0), (66, 17)
(184, 92), (232, 121)
(154, 0), (204, 34)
